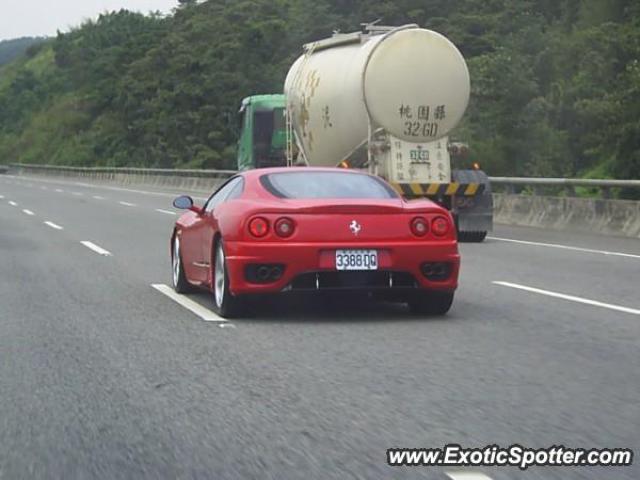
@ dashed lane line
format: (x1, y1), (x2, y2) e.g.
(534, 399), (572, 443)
(446, 472), (493, 480)
(44, 221), (63, 230)
(22, 209), (35, 216)
(3, 186), (176, 219)
(488, 236), (640, 260)
(493, 281), (640, 316)
(80, 241), (112, 256)
(155, 209), (177, 216)
(151, 284), (228, 323)
(8, 201), (17, 206)
(3, 175), (208, 201)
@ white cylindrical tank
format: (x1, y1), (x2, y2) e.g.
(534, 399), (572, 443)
(284, 26), (470, 167)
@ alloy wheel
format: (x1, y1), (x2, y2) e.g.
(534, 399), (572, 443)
(214, 242), (225, 308)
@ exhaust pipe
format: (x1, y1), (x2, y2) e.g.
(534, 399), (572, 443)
(421, 262), (450, 281)
(245, 263), (286, 283)
(257, 266), (271, 281)
(271, 265), (283, 280)
(422, 264), (435, 276)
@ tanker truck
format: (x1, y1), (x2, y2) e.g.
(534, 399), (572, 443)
(236, 23), (492, 241)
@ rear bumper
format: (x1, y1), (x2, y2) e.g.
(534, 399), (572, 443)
(224, 240), (459, 295)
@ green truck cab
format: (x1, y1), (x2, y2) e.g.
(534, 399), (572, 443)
(236, 94), (287, 171)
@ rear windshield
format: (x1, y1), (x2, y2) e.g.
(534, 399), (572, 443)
(261, 171), (398, 199)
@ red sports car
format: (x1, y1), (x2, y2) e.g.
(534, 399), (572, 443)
(171, 167), (460, 318)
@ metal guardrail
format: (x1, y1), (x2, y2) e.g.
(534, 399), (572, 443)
(490, 177), (640, 188)
(9, 163), (236, 177)
(490, 177), (640, 198)
(8, 164), (640, 198)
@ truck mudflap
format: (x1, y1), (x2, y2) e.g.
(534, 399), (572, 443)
(452, 169), (493, 242)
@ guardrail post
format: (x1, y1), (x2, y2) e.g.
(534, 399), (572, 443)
(601, 187), (611, 199)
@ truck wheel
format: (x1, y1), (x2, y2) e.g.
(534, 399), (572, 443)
(409, 291), (454, 316)
(212, 239), (243, 318)
(458, 231), (487, 243)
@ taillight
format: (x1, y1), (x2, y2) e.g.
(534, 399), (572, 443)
(431, 216), (450, 236)
(410, 217), (429, 237)
(249, 217), (269, 238)
(275, 217), (295, 238)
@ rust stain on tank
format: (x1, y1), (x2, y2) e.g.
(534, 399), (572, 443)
(298, 69), (320, 152)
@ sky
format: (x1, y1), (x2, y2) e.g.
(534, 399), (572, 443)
(0, 0), (178, 41)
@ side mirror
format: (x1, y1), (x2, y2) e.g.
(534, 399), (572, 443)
(173, 195), (194, 210)
(173, 195), (204, 214)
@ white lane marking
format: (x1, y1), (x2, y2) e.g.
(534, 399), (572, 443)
(80, 241), (112, 256)
(446, 472), (493, 480)
(4, 175), (208, 201)
(72, 182), (208, 201)
(0, 195), (4, 199)
(55, 189), (64, 193)
(488, 236), (640, 260)
(22, 209), (35, 216)
(493, 281), (640, 316)
(92, 195), (105, 200)
(80, 240), (113, 257)
(8, 201), (17, 206)
(151, 284), (228, 323)
(44, 221), (63, 230)
(40, 186), (48, 190)
(155, 209), (177, 216)
(119, 201), (136, 207)
(71, 191), (84, 196)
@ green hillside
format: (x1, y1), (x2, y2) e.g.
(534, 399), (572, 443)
(0, 0), (638, 180)
(0, 37), (46, 66)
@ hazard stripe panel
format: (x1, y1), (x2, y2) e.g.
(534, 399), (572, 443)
(464, 183), (480, 196)
(391, 182), (485, 197)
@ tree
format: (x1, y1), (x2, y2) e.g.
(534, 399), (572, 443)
(0, 0), (637, 183)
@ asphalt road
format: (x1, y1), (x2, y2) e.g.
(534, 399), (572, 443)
(1, 174), (638, 480)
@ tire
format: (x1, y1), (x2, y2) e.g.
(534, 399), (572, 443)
(458, 230), (487, 243)
(172, 234), (192, 293)
(409, 291), (454, 316)
(211, 239), (243, 318)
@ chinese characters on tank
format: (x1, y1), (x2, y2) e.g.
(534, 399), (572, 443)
(389, 137), (451, 183)
(398, 104), (446, 138)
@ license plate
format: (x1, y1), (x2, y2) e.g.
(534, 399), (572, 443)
(335, 250), (378, 271)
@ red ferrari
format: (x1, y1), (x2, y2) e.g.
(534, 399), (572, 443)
(171, 167), (460, 318)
